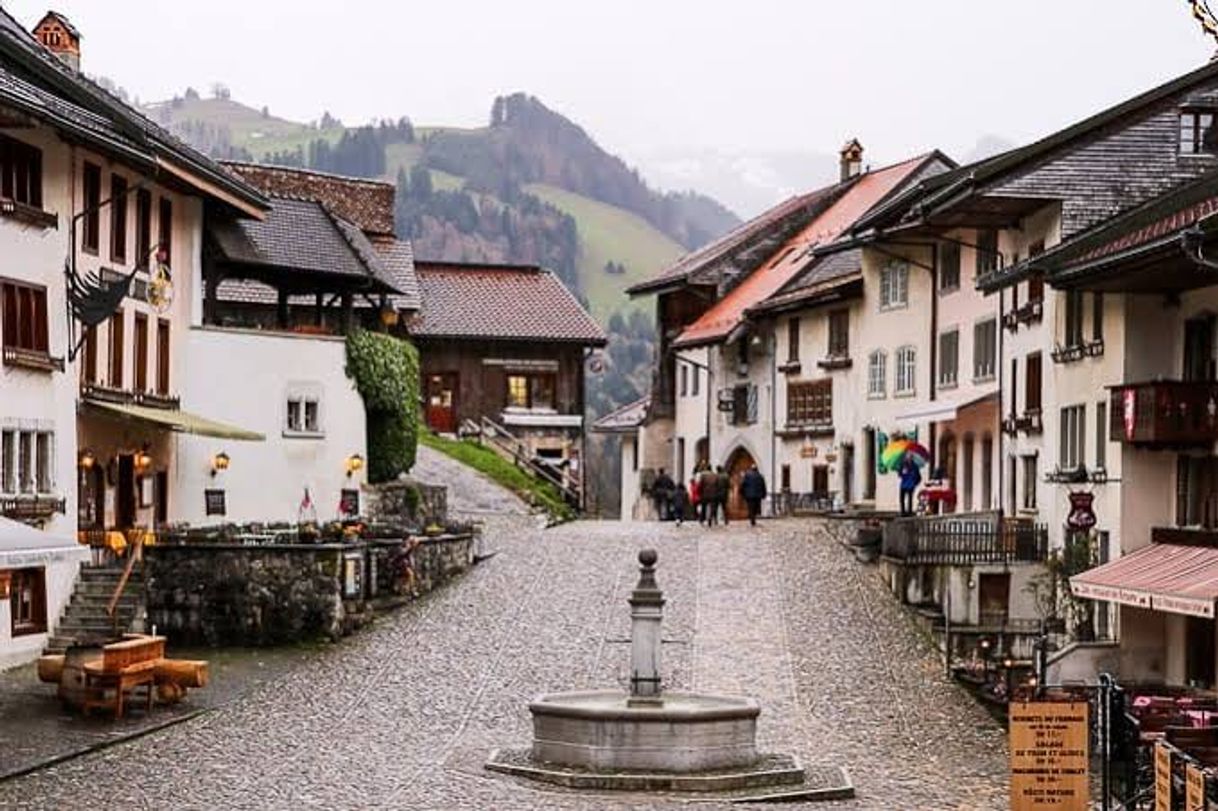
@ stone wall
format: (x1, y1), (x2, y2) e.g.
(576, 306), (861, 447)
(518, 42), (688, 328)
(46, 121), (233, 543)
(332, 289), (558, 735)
(365, 480), (448, 528)
(145, 533), (473, 646)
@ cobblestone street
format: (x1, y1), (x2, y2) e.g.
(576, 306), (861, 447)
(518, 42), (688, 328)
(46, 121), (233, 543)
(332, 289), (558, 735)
(0, 517), (1008, 810)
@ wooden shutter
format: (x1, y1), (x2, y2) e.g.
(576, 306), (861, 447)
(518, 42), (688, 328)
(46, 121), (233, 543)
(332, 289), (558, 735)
(747, 384), (758, 424)
(159, 197), (173, 266)
(157, 320), (170, 394)
(134, 313), (148, 391)
(1026, 353), (1042, 413)
(109, 310), (124, 388)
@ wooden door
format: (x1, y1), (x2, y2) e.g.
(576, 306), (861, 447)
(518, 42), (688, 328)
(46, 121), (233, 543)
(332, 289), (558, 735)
(978, 573), (1010, 627)
(116, 455), (136, 529)
(726, 449), (755, 521)
(812, 465), (830, 497)
(425, 373), (458, 433)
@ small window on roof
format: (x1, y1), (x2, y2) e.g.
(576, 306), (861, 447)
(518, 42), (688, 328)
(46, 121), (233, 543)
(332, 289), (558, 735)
(1181, 110), (1218, 156)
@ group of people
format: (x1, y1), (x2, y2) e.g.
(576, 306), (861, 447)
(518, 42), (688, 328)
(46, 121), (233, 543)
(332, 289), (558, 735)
(650, 462), (769, 527)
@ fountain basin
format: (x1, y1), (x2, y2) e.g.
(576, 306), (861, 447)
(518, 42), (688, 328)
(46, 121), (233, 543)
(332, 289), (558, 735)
(529, 689), (760, 772)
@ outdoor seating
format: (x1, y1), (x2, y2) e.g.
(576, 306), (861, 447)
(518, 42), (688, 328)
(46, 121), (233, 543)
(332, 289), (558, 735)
(76, 635), (166, 719)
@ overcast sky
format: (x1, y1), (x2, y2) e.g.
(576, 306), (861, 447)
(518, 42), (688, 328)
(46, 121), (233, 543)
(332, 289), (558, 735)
(3, 1), (1214, 171)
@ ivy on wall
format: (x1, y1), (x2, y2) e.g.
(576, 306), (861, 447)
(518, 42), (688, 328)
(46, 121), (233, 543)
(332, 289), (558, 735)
(345, 330), (420, 483)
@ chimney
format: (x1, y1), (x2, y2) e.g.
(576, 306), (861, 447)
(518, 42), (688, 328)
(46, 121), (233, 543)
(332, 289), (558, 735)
(32, 12), (81, 72)
(840, 138), (864, 182)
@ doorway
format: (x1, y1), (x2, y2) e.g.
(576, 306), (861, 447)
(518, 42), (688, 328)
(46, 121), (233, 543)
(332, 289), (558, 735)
(1184, 315), (1216, 382)
(812, 465), (830, 498)
(425, 373), (458, 433)
(978, 573), (1011, 627)
(77, 465), (105, 529)
(725, 447), (756, 521)
(863, 428), (876, 500)
(841, 443), (854, 506)
(1187, 616), (1216, 688)
(116, 454), (136, 529)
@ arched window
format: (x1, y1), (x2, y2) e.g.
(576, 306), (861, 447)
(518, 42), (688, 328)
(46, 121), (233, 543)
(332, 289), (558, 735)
(867, 350), (886, 398)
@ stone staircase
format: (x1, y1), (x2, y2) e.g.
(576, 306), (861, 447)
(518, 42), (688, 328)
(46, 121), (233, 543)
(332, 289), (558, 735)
(45, 562), (146, 653)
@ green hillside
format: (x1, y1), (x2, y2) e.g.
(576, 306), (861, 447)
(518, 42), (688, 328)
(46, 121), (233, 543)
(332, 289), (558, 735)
(526, 184), (682, 322)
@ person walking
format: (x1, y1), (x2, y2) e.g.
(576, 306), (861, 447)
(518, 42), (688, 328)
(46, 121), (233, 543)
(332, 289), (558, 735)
(715, 465), (731, 526)
(672, 483), (690, 526)
(652, 468), (675, 521)
(740, 464), (768, 527)
(699, 466), (719, 526)
(898, 456), (922, 516)
(688, 476), (701, 525)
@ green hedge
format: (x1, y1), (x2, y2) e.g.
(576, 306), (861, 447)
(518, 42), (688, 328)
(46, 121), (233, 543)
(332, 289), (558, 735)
(345, 330), (420, 483)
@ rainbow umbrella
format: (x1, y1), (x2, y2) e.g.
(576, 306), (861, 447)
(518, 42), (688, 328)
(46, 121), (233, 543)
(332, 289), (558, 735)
(881, 438), (930, 471)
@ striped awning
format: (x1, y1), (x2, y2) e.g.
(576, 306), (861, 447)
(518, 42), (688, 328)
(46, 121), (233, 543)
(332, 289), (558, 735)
(1070, 543), (1218, 619)
(82, 399), (265, 441)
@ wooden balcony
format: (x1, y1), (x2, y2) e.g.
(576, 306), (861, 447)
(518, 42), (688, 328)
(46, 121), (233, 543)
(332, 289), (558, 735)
(883, 517), (1048, 566)
(1109, 381), (1218, 448)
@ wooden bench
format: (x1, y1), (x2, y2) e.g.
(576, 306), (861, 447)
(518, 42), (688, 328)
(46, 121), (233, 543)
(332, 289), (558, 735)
(78, 635), (166, 719)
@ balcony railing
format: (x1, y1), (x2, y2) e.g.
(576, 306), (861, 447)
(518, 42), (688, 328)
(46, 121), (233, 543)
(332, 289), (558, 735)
(81, 382), (181, 411)
(883, 516), (1049, 565)
(1109, 380), (1218, 447)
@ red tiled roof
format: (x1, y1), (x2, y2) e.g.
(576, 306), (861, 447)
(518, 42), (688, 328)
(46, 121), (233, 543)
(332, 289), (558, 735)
(413, 262), (607, 345)
(673, 155), (932, 348)
(1074, 195), (1218, 265)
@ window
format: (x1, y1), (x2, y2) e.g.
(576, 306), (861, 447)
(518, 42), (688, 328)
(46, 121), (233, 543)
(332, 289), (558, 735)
(691, 365), (700, 397)
(1064, 290), (1085, 347)
(158, 197), (173, 267)
(787, 317), (800, 362)
(867, 351), (887, 398)
(135, 189), (152, 266)
(781, 464), (791, 491)
(980, 435), (994, 510)
(976, 230), (999, 275)
(962, 436), (975, 512)
(1028, 273), (1045, 303)
(10, 568), (47, 636)
(788, 379), (832, 426)
(0, 431), (12, 493)
(1181, 110), (1218, 155)
(505, 373), (556, 410)
(1060, 405), (1085, 470)
(108, 310), (124, 388)
(1096, 400), (1109, 471)
(629, 438), (638, 473)
(1009, 358), (1019, 419)
(82, 162), (101, 253)
(35, 432), (51, 493)
(973, 318), (997, 380)
(1025, 352), (1043, 413)
(680, 364), (688, 397)
(880, 261), (909, 309)
(939, 241), (961, 291)
(1092, 292), (1104, 342)
(110, 175), (128, 263)
(828, 309), (849, 358)
(286, 395), (322, 435)
(0, 429), (53, 495)
(895, 345), (916, 395)
(938, 329), (959, 388)
(1022, 454), (1038, 510)
(156, 319), (170, 394)
(83, 325), (98, 383)
(133, 313), (148, 392)
(1, 280), (49, 354)
(0, 133), (43, 208)
(18, 432), (31, 493)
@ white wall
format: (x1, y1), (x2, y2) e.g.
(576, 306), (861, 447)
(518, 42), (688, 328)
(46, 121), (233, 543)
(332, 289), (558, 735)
(672, 345), (710, 485)
(0, 545), (88, 671)
(175, 327), (367, 525)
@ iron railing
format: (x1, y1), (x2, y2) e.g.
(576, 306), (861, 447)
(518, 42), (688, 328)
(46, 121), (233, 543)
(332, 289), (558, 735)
(883, 516), (1048, 565)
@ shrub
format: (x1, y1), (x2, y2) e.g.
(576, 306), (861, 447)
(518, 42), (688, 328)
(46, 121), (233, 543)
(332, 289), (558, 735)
(345, 330), (420, 483)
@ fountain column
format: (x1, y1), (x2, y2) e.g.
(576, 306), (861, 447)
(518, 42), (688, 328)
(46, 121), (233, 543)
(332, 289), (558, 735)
(629, 548), (665, 704)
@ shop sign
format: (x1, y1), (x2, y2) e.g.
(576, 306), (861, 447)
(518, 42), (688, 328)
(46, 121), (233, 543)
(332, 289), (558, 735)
(800, 446), (817, 459)
(204, 489), (226, 517)
(1009, 701), (1089, 810)
(1186, 762), (1205, 811)
(1065, 492), (1096, 531)
(339, 488), (360, 517)
(1156, 742), (1172, 811)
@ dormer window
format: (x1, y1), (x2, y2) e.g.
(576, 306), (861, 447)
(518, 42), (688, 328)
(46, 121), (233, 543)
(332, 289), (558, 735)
(1180, 109), (1218, 156)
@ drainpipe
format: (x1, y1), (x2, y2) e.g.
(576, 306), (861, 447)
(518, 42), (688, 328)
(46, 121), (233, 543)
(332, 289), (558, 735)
(929, 243), (939, 475)
(770, 325), (778, 516)
(997, 285), (1006, 518)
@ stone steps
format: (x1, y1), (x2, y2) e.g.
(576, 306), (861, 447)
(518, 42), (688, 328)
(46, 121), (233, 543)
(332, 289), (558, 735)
(45, 563), (147, 654)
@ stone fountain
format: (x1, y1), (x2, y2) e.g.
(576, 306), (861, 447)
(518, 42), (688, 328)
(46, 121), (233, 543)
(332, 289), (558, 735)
(485, 549), (853, 801)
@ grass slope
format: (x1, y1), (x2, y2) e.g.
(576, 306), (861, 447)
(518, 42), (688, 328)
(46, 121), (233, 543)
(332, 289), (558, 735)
(526, 183), (683, 322)
(419, 432), (575, 522)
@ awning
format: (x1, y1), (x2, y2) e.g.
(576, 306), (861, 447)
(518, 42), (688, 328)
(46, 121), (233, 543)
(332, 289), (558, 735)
(894, 390), (998, 427)
(1070, 543), (1218, 619)
(83, 400), (265, 441)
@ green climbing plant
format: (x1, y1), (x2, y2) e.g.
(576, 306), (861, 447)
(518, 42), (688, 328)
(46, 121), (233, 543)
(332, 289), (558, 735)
(345, 330), (420, 483)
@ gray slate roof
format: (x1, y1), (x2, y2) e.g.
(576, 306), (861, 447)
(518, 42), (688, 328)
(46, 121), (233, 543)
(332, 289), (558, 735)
(372, 237), (422, 312)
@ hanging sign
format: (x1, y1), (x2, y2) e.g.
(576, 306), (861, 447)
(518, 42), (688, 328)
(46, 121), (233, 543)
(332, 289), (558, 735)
(1065, 492), (1096, 531)
(1009, 701), (1089, 811)
(1186, 762), (1205, 811)
(1156, 742), (1172, 811)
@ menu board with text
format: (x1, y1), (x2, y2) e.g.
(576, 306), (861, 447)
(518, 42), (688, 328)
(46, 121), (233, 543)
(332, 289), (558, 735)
(1010, 702), (1089, 811)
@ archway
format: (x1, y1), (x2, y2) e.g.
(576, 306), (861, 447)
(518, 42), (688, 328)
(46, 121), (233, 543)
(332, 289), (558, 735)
(725, 446), (757, 522)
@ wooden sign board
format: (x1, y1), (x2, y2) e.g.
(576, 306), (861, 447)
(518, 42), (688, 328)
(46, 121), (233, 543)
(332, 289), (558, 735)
(1010, 702), (1089, 810)
(1186, 762), (1205, 811)
(1155, 742), (1172, 811)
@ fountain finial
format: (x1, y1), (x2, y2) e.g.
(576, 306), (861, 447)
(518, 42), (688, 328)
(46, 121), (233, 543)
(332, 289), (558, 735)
(629, 549), (665, 701)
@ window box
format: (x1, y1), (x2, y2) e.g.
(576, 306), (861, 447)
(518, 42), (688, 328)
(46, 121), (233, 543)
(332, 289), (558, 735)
(777, 360), (802, 375)
(1045, 466), (1090, 485)
(1016, 410), (1044, 435)
(776, 423), (834, 439)
(0, 495), (65, 521)
(0, 197), (56, 229)
(816, 355), (852, 371)
(1051, 344), (1086, 364)
(2, 345), (63, 373)
(1085, 338), (1105, 358)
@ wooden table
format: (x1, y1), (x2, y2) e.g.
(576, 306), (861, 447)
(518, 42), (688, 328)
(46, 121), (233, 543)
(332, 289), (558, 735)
(81, 659), (157, 719)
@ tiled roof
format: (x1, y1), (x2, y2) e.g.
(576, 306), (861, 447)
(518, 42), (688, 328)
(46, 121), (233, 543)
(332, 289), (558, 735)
(673, 155), (935, 348)
(0, 7), (266, 212)
(591, 397), (650, 433)
(209, 197), (401, 293)
(413, 262), (607, 345)
(223, 162), (396, 236)
(371, 237), (421, 312)
(748, 250), (863, 315)
(626, 185), (846, 296)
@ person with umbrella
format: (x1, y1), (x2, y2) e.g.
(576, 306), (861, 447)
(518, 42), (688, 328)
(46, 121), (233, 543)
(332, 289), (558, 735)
(883, 435), (929, 516)
(898, 455), (922, 516)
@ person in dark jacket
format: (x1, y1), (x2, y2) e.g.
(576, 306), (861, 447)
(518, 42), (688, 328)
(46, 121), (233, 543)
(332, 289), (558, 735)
(672, 483), (690, 526)
(652, 469), (675, 520)
(898, 456), (922, 516)
(699, 466), (719, 525)
(740, 465), (768, 526)
(714, 465), (731, 526)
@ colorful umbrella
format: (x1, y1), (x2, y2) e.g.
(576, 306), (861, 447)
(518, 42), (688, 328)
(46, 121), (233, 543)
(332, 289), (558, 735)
(881, 438), (930, 471)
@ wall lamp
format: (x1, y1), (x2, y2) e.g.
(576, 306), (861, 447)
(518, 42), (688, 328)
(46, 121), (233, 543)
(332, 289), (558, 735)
(346, 454), (364, 478)
(78, 449), (96, 469)
(134, 447), (153, 472)
(211, 451), (230, 477)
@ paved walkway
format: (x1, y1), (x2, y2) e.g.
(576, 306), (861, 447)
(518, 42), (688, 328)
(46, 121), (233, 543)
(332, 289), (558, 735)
(0, 519), (1008, 809)
(412, 444), (530, 517)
